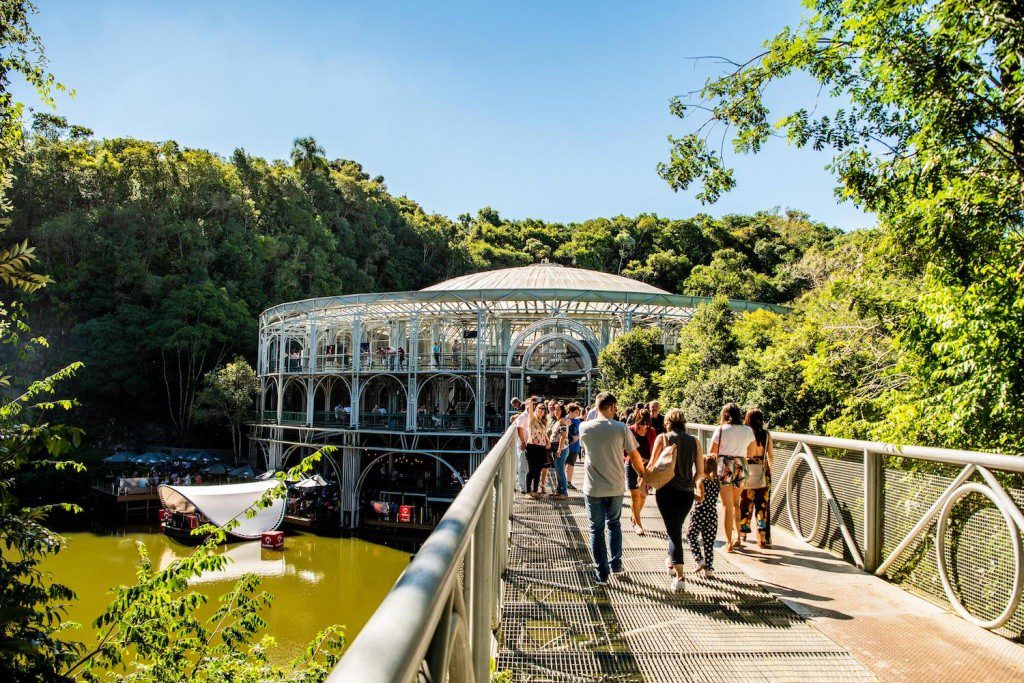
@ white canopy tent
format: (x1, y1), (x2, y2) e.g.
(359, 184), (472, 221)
(158, 480), (286, 539)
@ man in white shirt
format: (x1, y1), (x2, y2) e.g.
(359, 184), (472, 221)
(578, 392), (646, 583)
(513, 396), (536, 493)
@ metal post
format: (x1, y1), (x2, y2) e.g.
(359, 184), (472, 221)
(471, 486), (495, 681)
(864, 448), (883, 572)
(305, 377), (314, 427)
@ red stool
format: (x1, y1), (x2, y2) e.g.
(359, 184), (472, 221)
(261, 530), (284, 550)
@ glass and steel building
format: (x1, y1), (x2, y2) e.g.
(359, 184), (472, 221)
(252, 261), (782, 530)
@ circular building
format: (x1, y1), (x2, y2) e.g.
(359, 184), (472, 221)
(252, 261), (782, 531)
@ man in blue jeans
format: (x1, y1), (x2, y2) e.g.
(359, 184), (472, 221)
(578, 392), (647, 583)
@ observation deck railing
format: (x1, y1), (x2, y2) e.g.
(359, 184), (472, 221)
(328, 427), (518, 682)
(329, 423), (1024, 682)
(687, 423), (1024, 634)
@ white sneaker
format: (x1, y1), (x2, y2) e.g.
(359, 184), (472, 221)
(670, 577), (685, 592)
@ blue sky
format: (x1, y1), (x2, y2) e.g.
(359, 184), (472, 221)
(18, 1), (873, 230)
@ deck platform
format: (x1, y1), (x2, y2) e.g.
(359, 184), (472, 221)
(497, 485), (876, 682)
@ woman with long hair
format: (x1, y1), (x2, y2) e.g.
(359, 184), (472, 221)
(711, 402), (756, 552)
(627, 409), (656, 535)
(524, 403), (550, 498)
(739, 408), (773, 548)
(547, 403), (571, 499)
(648, 408), (702, 592)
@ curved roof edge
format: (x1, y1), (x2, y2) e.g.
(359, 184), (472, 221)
(260, 289), (791, 325)
(158, 480), (286, 540)
(421, 262), (671, 296)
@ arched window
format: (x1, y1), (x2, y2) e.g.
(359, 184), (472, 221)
(417, 374), (475, 431)
(313, 377), (351, 426)
(281, 379), (306, 424)
(524, 337), (588, 373)
(359, 375), (407, 430)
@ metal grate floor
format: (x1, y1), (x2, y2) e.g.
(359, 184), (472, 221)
(497, 477), (876, 682)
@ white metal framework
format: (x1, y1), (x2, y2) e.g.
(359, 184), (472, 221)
(251, 263), (785, 530)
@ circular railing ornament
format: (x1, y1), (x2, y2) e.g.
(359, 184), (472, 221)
(785, 449), (822, 544)
(935, 482), (1023, 630)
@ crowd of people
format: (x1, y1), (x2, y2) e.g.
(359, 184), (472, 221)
(511, 394), (773, 591)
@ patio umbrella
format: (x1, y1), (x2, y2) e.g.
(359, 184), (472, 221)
(133, 452), (171, 465)
(103, 451), (136, 464)
(202, 463), (230, 475)
(228, 465), (255, 479)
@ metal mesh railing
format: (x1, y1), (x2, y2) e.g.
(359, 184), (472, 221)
(689, 424), (1024, 639)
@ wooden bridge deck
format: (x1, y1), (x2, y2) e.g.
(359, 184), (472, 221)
(496, 483), (877, 682)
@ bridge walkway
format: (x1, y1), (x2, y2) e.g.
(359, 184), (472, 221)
(497, 483), (876, 682)
(497, 478), (1024, 682)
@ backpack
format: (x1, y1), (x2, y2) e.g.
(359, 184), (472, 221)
(644, 441), (678, 490)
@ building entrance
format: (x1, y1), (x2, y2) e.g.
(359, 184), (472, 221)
(523, 374), (588, 405)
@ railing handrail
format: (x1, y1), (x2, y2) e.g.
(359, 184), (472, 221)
(687, 423), (1024, 473)
(327, 426), (517, 682)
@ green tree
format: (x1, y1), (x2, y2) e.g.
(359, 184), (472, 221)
(659, 0), (1024, 451)
(195, 357), (259, 462)
(0, 237), (84, 680)
(659, 298), (741, 422)
(597, 328), (666, 405)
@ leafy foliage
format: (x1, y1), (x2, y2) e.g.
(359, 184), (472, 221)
(0, 214), (84, 683)
(7, 123), (836, 447)
(195, 357), (259, 462)
(660, 0), (1024, 452)
(597, 327), (666, 405)
(66, 448), (346, 682)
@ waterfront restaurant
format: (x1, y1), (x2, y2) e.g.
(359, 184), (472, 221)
(251, 261), (783, 532)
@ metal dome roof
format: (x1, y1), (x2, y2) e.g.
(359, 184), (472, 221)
(420, 262), (670, 295)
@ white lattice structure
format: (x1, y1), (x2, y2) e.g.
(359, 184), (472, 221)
(251, 262), (784, 529)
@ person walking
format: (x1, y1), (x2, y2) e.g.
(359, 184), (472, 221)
(627, 409), (657, 535)
(711, 403), (757, 552)
(565, 403), (582, 490)
(648, 401), (665, 435)
(548, 403), (571, 499)
(739, 408), (773, 548)
(648, 407), (702, 591)
(687, 427), (719, 578)
(524, 402), (550, 498)
(579, 392), (646, 584)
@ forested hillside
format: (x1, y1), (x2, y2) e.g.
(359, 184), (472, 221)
(8, 116), (836, 446)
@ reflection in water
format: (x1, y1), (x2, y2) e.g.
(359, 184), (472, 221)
(44, 526), (409, 663)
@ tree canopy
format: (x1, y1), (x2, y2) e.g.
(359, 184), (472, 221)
(658, 0), (1024, 453)
(7, 122), (836, 446)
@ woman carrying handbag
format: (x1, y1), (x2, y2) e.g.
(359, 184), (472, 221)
(645, 408), (702, 592)
(738, 408), (773, 548)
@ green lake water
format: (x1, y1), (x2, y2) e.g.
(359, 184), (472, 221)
(43, 526), (410, 664)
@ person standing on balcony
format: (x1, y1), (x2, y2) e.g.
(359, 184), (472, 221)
(548, 403), (571, 499)
(711, 403), (757, 552)
(565, 403), (582, 490)
(432, 341), (441, 368)
(525, 402), (550, 498)
(397, 346), (406, 370)
(579, 392), (646, 584)
(739, 408), (773, 549)
(648, 408), (701, 591)
(513, 397), (533, 493)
